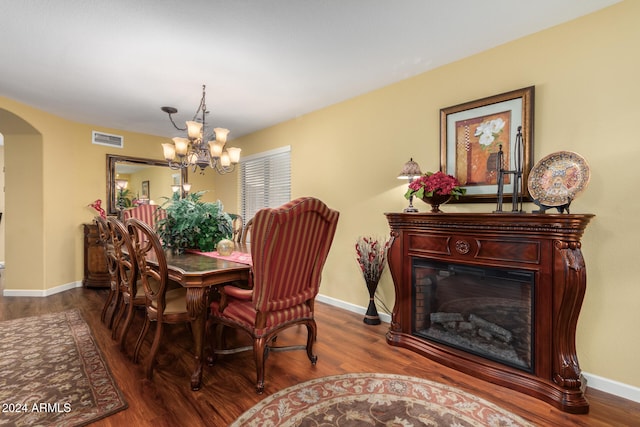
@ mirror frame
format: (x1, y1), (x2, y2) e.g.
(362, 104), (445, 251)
(106, 154), (188, 216)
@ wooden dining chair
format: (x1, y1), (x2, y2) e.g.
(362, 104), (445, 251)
(208, 197), (339, 393)
(240, 217), (253, 244)
(107, 216), (146, 350)
(127, 218), (194, 380)
(95, 216), (120, 329)
(229, 214), (244, 243)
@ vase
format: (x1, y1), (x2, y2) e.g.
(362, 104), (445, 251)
(363, 279), (381, 325)
(216, 239), (234, 256)
(420, 194), (452, 213)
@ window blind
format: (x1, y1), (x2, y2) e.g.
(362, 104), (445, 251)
(239, 146), (291, 224)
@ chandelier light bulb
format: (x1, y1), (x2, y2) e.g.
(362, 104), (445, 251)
(172, 137), (189, 156)
(227, 147), (242, 164)
(209, 140), (224, 158)
(213, 127), (230, 143)
(186, 121), (203, 139)
(162, 143), (176, 161)
(220, 152), (231, 167)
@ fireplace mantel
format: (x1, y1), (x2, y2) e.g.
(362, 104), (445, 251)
(385, 212), (594, 414)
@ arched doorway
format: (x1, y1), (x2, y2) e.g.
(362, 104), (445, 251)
(0, 108), (44, 293)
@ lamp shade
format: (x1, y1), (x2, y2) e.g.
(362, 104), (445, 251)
(226, 147), (241, 164)
(208, 140), (225, 158)
(213, 128), (230, 143)
(162, 143), (176, 161)
(397, 158), (422, 179)
(220, 152), (231, 167)
(186, 121), (203, 139)
(173, 137), (190, 156)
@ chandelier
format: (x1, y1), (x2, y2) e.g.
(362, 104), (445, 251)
(161, 85), (241, 174)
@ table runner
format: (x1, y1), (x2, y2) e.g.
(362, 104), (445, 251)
(188, 249), (253, 266)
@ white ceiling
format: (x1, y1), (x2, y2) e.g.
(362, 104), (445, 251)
(0, 0), (619, 141)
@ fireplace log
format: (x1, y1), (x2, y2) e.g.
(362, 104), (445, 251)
(469, 314), (513, 343)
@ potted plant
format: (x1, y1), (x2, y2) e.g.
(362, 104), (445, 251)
(156, 191), (233, 253)
(404, 171), (466, 213)
(117, 187), (135, 209)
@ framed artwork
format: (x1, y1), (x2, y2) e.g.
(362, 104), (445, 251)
(141, 180), (150, 199)
(440, 86), (534, 203)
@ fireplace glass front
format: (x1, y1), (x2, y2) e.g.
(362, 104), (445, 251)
(412, 259), (534, 372)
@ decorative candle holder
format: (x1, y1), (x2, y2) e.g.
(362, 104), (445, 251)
(495, 126), (525, 213)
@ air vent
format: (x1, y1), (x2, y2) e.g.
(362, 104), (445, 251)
(92, 131), (124, 148)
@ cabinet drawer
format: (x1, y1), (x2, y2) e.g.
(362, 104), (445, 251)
(408, 234), (541, 264)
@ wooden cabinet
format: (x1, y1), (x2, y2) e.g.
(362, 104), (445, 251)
(83, 223), (110, 288)
(385, 212), (594, 414)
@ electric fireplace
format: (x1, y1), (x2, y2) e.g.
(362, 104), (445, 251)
(385, 212), (593, 414)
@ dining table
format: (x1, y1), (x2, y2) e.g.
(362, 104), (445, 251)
(149, 244), (252, 390)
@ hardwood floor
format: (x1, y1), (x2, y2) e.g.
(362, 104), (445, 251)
(1, 285), (639, 426)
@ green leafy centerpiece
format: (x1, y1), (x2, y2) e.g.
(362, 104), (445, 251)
(156, 191), (233, 254)
(404, 171), (466, 213)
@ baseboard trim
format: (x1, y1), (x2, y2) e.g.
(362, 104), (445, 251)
(2, 281), (82, 297)
(582, 372), (640, 403)
(316, 293), (391, 324)
(316, 293), (640, 404)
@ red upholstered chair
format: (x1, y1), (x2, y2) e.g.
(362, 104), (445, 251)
(127, 218), (193, 380)
(122, 204), (166, 229)
(208, 197), (339, 393)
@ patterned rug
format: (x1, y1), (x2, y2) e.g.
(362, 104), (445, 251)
(232, 373), (534, 426)
(0, 309), (127, 426)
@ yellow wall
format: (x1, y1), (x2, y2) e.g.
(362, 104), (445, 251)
(214, 1), (640, 388)
(0, 144), (5, 262)
(0, 99), (167, 291)
(0, 0), (637, 389)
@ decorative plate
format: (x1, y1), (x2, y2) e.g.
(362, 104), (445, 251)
(527, 151), (590, 207)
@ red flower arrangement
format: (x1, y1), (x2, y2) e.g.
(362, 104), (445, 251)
(88, 199), (106, 218)
(355, 236), (390, 285)
(404, 171), (466, 200)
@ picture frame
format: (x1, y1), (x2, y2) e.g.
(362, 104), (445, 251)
(141, 180), (150, 199)
(440, 86), (534, 203)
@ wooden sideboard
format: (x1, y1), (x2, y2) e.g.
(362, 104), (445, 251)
(82, 223), (110, 288)
(385, 212), (594, 414)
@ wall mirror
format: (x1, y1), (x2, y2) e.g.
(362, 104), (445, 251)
(106, 154), (188, 216)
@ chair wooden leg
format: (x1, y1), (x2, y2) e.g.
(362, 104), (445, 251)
(118, 301), (136, 351)
(101, 288), (115, 324)
(306, 321), (318, 364)
(145, 321), (163, 380)
(102, 287), (121, 329)
(206, 323), (224, 366)
(253, 337), (267, 394)
(133, 315), (150, 364)
(106, 290), (122, 330)
(111, 299), (127, 340)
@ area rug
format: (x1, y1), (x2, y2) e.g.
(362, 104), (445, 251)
(0, 309), (127, 426)
(232, 373), (534, 426)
